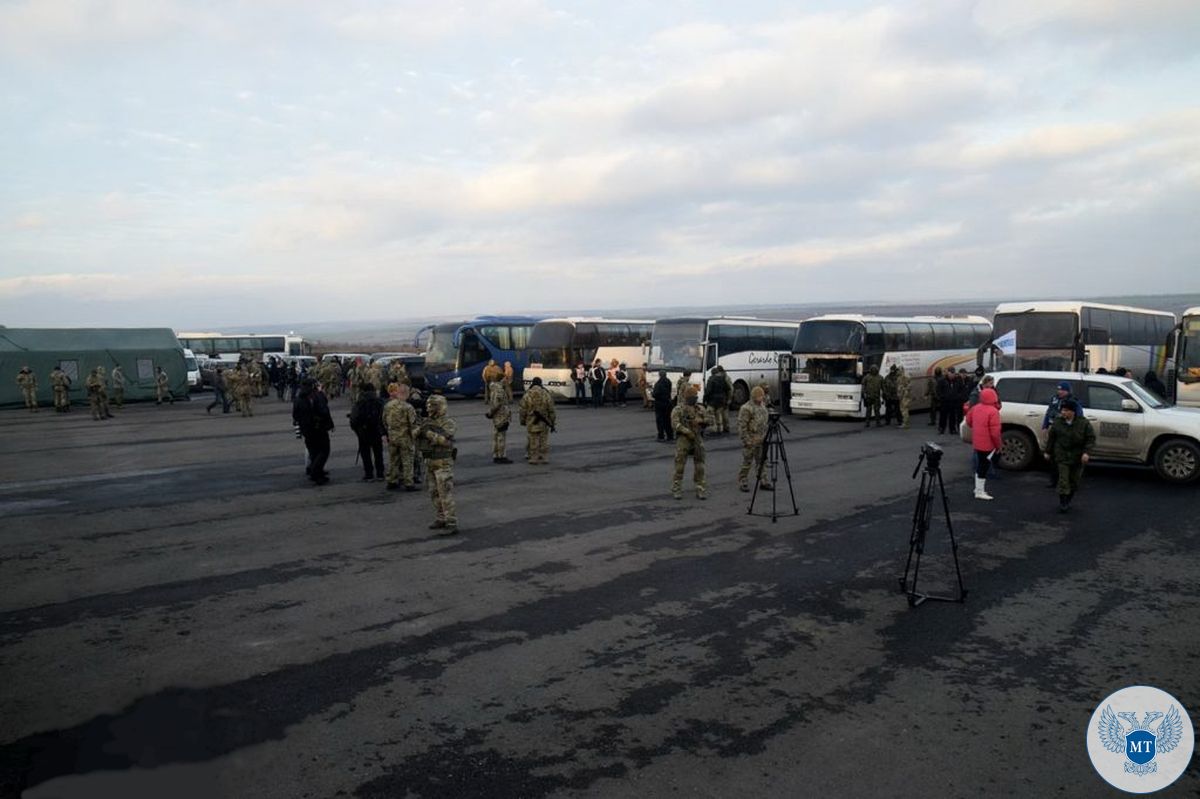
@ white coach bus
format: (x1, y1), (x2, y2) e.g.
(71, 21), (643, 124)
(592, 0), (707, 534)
(1173, 307), (1200, 408)
(648, 317), (800, 407)
(985, 301), (1175, 375)
(789, 315), (992, 418)
(523, 318), (654, 401)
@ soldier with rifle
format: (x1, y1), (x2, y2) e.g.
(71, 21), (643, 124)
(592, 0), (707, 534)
(417, 394), (458, 533)
(519, 376), (556, 464)
(671, 384), (714, 500)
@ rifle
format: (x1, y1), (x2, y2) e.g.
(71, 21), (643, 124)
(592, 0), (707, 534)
(532, 409), (556, 433)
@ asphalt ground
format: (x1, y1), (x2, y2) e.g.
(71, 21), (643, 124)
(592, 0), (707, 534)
(0, 393), (1197, 798)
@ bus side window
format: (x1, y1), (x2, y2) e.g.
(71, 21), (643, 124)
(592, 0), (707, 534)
(460, 332), (489, 367)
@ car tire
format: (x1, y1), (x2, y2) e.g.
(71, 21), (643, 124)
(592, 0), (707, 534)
(999, 428), (1037, 471)
(1153, 438), (1200, 483)
(731, 381), (749, 410)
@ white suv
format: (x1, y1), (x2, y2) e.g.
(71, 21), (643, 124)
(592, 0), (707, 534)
(964, 371), (1200, 483)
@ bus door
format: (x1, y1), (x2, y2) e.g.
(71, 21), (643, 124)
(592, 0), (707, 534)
(702, 343), (719, 401)
(778, 353), (793, 413)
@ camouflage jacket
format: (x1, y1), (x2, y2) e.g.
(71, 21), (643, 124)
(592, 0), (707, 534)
(50, 369), (70, 389)
(16, 370), (36, 389)
(671, 402), (712, 441)
(417, 414), (457, 460)
(486, 381), (511, 425)
(519, 385), (556, 431)
(383, 399), (418, 441)
(737, 402), (769, 444)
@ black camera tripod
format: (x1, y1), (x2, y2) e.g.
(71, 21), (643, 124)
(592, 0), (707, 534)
(748, 413), (799, 522)
(898, 445), (967, 607)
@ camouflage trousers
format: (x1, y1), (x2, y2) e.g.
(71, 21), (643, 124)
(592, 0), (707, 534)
(239, 391), (253, 417)
(53, 387), (69, 410)
(672, 437), (707, 496)
(112, 387), (124, 407)
(427, 458), (456, 524)
(1055, 461), (1085, 496)
(387, 440), (415, 487)
(21, 387), (37, 410)
(156, 384), (173, 404)
(710, 405), (729, 433)
(526, 428), (549, 464)
(899, 397), (910, 427)
(737, 438), (767, 489)
(864, 399), (882, 424)
(89, 394), (110, 420)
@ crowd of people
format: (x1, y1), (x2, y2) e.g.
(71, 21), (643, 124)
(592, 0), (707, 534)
(16, 352), (1147, 529)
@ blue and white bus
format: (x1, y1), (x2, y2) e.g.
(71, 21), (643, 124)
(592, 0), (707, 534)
(422, 316), (542, 397)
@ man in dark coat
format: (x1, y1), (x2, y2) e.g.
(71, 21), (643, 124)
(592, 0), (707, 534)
(349, 383), (386, 481)
(651, 370), (675, 442)
(293, 377), (334, 485)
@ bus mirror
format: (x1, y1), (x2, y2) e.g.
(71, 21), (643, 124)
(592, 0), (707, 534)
(856, 363), (863, 377)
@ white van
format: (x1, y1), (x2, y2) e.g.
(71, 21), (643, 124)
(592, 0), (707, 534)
(183, 348), (203, 391)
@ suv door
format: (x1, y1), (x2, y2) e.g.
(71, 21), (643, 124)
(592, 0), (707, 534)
(1081, 381), (1146, 461)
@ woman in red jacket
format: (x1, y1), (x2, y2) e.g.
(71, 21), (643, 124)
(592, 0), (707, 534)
(965, 387), (1002, 500)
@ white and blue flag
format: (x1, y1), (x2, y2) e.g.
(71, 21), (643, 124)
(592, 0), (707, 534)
(993, 329), (1017, 355)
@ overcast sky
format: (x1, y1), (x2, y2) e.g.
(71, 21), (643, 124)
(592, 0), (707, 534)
(2, 0), (1199, 329)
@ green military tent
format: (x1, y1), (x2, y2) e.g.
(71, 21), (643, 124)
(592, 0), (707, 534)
(0, 328), (188, 408)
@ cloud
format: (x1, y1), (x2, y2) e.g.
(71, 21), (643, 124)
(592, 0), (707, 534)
(0, 0), (190, 61)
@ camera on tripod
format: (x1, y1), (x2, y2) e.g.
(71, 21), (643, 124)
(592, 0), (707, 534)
(919, 442), (943, 471)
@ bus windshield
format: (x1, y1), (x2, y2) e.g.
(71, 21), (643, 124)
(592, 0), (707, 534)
(649, 321), (705, 372)
(992, 312), (1077, 348)
(795, 321), (866, 354)
(528, 322), (575, 368)
(424, 324), (461, 374)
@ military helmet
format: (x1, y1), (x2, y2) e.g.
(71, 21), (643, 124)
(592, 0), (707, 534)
(427, 394), (448, 415)
(751, 386), (765, 401)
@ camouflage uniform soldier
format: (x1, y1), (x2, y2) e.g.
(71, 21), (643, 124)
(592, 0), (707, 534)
(50, 366), (71, 412)
(110, 365), (127, 408)
(384, 383), (419, 490)
(896, 366), (912, 428)
(388, 361), (411, 387)
(16, 366), (38, 412)
(226, 367), (244, 413)
(503, 361), (515, 403)
(365, 362), (383, 393)
(251, 362), (265, 398)
(862, 365), (884, 428)
(417, 394), (458, 533)
(486, 372), (513, 463)
(674, 370), (693, 404)
(670, 385), (713, 500)
(238, 365), (255, 417)
(519, 377), (556, 464)
(345, 361), (359, 402)
(96, 367), (113, 417)
(736, 386), (772, 492)
(155, 366), (175, 405)
(85, 367), (111, 420)
(638, 363), (653, 409)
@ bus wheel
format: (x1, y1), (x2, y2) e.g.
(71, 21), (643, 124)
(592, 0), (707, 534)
(731, 381), (749, 409)
(1153, 438), (1200, 483)
(999, 428), (1036, 471)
